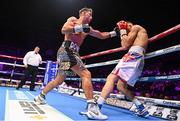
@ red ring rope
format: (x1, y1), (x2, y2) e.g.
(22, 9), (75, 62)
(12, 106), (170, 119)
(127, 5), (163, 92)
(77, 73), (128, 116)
(0, 24), (179, 60)
(81, 24), (180, 59)
(0, 55), (23, 60)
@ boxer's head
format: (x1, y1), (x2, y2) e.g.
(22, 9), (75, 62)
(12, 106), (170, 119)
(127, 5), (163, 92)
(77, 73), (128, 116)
(79, 7), (93, 24)
(126, 21), (133, 31)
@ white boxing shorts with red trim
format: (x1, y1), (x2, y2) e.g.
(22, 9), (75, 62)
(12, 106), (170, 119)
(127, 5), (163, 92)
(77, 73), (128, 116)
(112, 46), (145, 87)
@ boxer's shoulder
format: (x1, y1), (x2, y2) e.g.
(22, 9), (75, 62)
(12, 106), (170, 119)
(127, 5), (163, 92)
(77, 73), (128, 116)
(67, 16), (77, 22)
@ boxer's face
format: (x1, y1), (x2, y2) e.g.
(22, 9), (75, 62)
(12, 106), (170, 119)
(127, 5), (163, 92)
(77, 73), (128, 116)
(127, 22), (133, 31)
(81, 11), (92, 24)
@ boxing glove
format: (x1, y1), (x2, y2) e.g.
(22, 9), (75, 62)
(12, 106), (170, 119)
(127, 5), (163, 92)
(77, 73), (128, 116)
(109, 27), (120, 37)
(117, 20), (128, 37)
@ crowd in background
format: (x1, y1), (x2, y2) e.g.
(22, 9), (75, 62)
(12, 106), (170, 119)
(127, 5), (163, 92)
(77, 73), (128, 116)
(0, 48), (179, 101)
(65, 63), (180, 101)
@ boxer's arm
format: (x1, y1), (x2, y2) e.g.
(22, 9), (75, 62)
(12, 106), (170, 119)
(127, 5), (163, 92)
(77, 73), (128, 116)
(121, 26), (139, 48)
(89, 27), (116, 39)
(62, 22), (90, 34)
(61, 17), (77, 34)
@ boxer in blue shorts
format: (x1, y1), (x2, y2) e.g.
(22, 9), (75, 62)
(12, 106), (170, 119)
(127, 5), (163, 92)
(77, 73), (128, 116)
(97, 20), (149, 117)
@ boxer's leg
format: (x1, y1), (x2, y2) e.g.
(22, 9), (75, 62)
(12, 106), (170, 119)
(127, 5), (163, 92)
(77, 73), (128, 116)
(34, 72), (66, 104)
(71, 65), (108, 120)
(117, 80), (134, 100)
(72, 67), (93, 99)
(97, 73), (118, 109)
(117, 79), (149, 117)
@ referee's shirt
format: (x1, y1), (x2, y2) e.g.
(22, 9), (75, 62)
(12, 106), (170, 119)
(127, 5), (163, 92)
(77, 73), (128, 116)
(23, 51), (42, 67)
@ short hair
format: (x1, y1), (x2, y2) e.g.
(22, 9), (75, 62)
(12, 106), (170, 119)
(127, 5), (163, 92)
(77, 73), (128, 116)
(79, 7), (93, 15)
(35, 46), (40, 49)
(34, 46), (40, 50)
(126, 20), (133, 25)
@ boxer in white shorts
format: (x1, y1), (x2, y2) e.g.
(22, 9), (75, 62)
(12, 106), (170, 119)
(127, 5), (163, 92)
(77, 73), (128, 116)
(112, 45), (145, 87)
(97, 20), (149, 117)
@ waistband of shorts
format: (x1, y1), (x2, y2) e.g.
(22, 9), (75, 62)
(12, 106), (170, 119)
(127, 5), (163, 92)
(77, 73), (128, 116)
(27, 64), (38, 68)
(128, 46), (145, 55)
(61, 40), (80, 52)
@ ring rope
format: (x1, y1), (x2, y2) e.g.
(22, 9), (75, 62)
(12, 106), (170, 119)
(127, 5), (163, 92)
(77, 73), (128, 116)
(0, 78), (42, 85)
(0, 25), (179, 62)
(85, 44), (180, 68)
(0, 54), (46, 63)
(0, 70), (44, 78)
(81, 24), (180, 59)
(148, 24), (180, 43)
(59, 85), (180, 108)
(66, 74), (180, 82)
(0, 62), (45, 70)
(1, 44), (178, 79)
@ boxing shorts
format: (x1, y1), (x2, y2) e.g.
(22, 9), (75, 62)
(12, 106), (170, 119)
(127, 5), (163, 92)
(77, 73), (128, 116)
(57, 40), (85, 75)
(112, 46), (145, 87)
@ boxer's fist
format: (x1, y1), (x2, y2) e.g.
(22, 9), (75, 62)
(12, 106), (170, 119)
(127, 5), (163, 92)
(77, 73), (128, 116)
(74, 24), (90, 33)
(117, 20), (128, 29)
(109, 27), (120, 37)
(114, 27), (120, 36)
(117, 20), (128, 37)
(82, 24), (90, 33)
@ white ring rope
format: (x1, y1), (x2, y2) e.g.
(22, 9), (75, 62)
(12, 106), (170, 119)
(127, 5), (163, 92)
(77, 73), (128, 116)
(85, 44), (180, 68)
(0, 54), (46, 63)
(0, 78), (42, 85)
(66, 74), (180, 82)
(0, 44), (179, 83)
(0, 71), (44, 78)
(59, 85), (180, 108)
(0, 62), (45, 70)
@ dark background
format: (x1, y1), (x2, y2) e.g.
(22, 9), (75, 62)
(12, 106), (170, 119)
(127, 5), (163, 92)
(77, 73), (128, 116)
(0, 0), (179, 63)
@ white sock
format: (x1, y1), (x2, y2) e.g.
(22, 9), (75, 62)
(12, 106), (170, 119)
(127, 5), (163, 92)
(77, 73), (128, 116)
(41, 91), (46, 96)
(87, 99), (95, 110)
(133, 98), (141, 106)
(97, 96), (105, 105)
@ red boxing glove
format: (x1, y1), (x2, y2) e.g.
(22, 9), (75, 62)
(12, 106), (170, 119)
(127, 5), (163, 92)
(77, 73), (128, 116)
(117, 20), (128, 37)
(117, 20), (128, 29)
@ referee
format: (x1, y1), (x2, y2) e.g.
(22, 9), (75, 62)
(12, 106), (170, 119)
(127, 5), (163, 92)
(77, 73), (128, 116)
(16, 46), (42, 91)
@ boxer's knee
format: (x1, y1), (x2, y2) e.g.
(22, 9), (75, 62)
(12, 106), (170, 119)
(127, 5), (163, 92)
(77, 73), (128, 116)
(117, 80), (127, 91)
(52, 74), (66, 87)
(107, 73), (118, 83)
(81, 69), (91, 81)
(81, 70), (93, 90)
